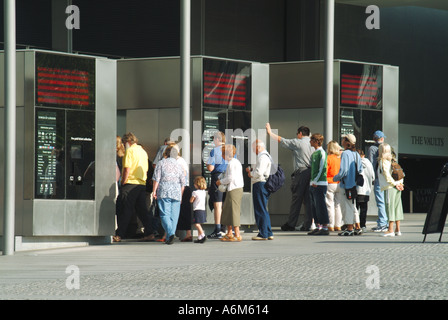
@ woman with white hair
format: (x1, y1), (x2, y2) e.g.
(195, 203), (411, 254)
(216, 144), (244, 242)
(152, 145), (186, 244)
(377, 143), (404, 237)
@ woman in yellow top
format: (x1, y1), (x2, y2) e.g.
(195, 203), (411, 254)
(377, 143), (404, 237)
(325, 141), (343, 231)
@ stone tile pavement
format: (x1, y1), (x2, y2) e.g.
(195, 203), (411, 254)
(0, 214), (447, 303)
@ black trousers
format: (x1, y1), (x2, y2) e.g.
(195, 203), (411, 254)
(116, 184), (154, 238)
(356, 195), (369, 228)
(177, 186), (193, 231)
(286, 167), (312, 229)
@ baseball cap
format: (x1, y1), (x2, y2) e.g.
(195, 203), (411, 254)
(373, 130), (386, 139)
(342, 133), (356, 144)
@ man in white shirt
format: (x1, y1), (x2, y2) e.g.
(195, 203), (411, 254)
(246, 140), (274, 240)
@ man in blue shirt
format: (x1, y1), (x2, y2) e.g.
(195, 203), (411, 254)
(206, 131), (228, 239)
(367, 130), (388, 232)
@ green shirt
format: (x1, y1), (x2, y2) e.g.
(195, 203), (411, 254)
(310, 147), (328, 186)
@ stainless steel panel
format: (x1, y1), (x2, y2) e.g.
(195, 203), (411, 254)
(117, 58), (181, 109)
(269, 61), (325, 109)
(33, 200), (66, 235)
(15, 107), (25, 235)
(383, 65), (400, 154)
(95, 58), (117, 235)
(124, 108), (182, 162)
(240, 193), (254, 225)
(23, 51), (35, 200)
(267, 108), (324, 220)
(126, 109), (162, 161)
(191, 57), (204, 182)
(251, 63), (270, 133)
(65, 201), (95, 235)
(0, 108), (3, 234)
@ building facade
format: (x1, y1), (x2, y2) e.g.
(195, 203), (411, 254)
(2, 0), (447, 216)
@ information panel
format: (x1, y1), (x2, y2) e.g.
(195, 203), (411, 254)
(35, 52), (95, 110)
(203, 59), (251, 110)
(35, 109), (65, 199)
(340, 62), (382, 110)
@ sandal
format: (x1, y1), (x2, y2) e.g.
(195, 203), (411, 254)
(231, 235), (243, 242)
(156, 238), (166, 242)
(112, 235), (121, 242)
(220, 234), (235, 241)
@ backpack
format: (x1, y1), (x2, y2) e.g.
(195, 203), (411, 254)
(263, 154), (285, 193)
(391, 161), (405, 181)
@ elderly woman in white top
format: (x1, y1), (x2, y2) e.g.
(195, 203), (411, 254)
(216, 144), (244, 242)
(377, 143), (404, 237)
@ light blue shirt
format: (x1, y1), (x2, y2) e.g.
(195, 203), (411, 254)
(206, 145), (228, 174)
(333, 150), (363, 189)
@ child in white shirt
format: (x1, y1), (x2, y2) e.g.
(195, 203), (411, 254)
(190, 176), (208, 243)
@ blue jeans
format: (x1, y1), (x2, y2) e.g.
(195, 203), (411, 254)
(374, 180), (388, 227)
(252, 182), (273, 238)
(309, 185), (329, 225)
(158, 198), (181, 238)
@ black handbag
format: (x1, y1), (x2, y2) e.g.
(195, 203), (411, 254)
(344, 151), (363, 202)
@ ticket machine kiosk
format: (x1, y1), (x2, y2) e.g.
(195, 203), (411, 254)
(117, 56), (269, 226)
(268, 60), (399, 224)
(0, 50), (117, 250)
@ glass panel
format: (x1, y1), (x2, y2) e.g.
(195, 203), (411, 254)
(35, 52), (96, 111)
(361, 110), (382, 154)
(202, 108), (227, 186)
(340, 62), (382, 110)
(65, 110), (96, 200)
(340, 108), (361, 148)
(228, 110), (252, 192)
(203, 58), (251, 111)
(35, 108), (66, 199)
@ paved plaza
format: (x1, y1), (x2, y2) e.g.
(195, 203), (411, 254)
(0, 214), (447, 303)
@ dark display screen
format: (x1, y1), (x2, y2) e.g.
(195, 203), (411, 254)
(35, 52), (95, 110)
(203, 59), (251, 110)
(35, 109), (65, 199)
(340, 62), (382, 109)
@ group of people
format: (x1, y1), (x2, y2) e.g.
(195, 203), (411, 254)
(112, 130), (274, 244)
(265, 124), (404, 237)
(112, 124), (405, 244)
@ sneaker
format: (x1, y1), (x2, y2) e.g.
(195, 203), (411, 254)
(281, 224), (295, 231)
(382, 232), (395, 237)
(165, 235), (175, 244)
(338, 230), (354, 236)
(252, 236), (267, 240)
(207, 231), (222, 239)
(354, 228), (363, 236)
(372, 226), (388, 232)
(315, 229), (330, 235)
(194, 236), (207, 243)
(395, 231), (402, 236)
(268, 236), (274, 240)
(307, 228), (320, 235)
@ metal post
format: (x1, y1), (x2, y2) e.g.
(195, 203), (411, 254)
(3, 0), (16, 255)
(180, 0), (191, 166)
(323, 0), (334, 145)
(67, 0), (73, 53)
